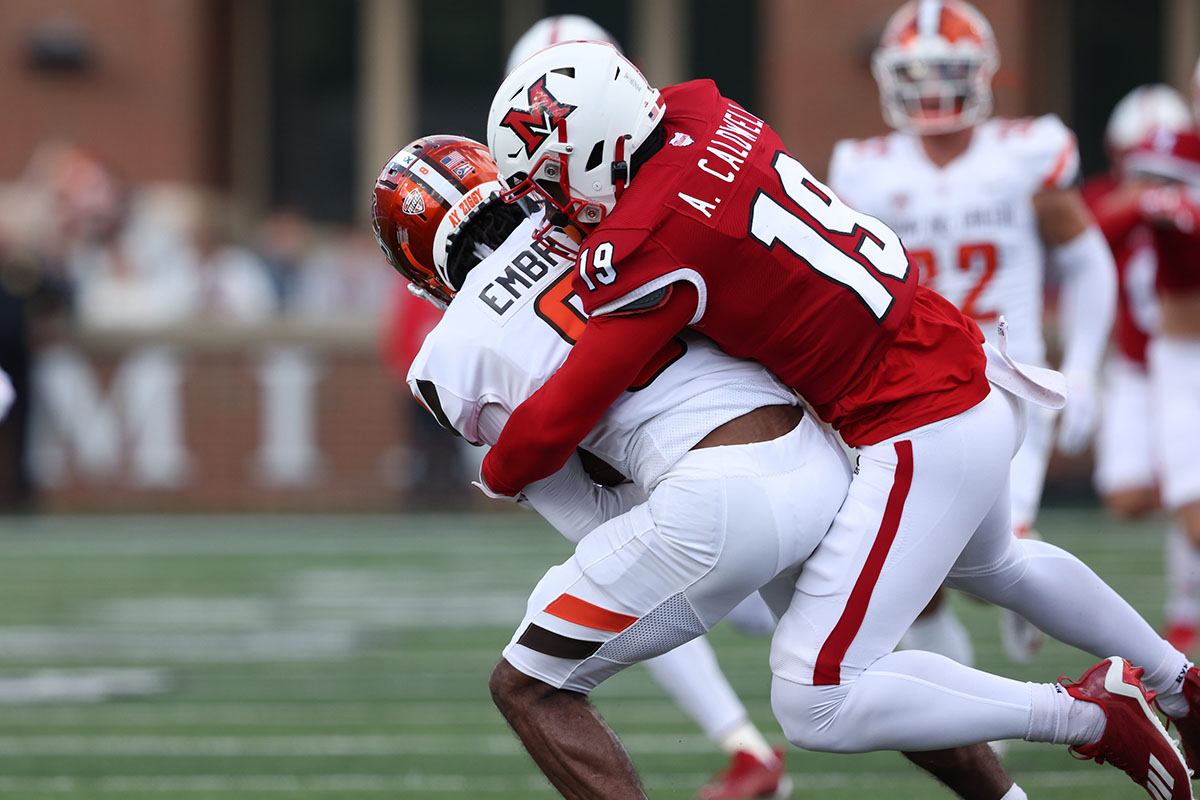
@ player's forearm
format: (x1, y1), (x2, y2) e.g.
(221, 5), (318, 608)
(1054, 227), (1117, 377)
(524, 458), (646, 544)
(481, 284), (698, 496)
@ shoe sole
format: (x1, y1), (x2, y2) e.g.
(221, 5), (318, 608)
(772, 774), (793, 799)
(1099, 656), (1193, 799)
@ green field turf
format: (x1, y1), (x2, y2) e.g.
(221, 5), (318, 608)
(0, 508), (1179, 799)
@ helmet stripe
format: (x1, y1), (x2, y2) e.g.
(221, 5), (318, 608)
(917, 0), (942, 37)
(407, 160), (465, 211)
(426, 153), (472, 195)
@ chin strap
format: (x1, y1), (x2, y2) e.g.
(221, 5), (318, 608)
(407, 283), (448, 310)
(612, 134), (631, 201)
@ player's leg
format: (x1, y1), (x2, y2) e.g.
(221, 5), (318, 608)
(492, 420), (846, 799)
(642, 636), (789, 800)
(723, 592), (777, 635)
(770, 387), (1040, 752)
(1093, 355), (1160, 521)
(900, 588), (975, 666)
(997, 402), (1055, 662)
(1166, 520), (1200, 654)
(767, 389), (1189, 795)
(1149, 336), (1200, 769)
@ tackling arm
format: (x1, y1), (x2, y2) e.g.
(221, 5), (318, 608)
(480, 282), (699, 496)
(476, 402), (645, 543)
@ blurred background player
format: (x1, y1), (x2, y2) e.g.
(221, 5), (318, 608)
(1115, 128), (1200, 668)
(828, 0), (1117, 665)
(505, 14), (618, 75)
(1082, 84), (1196, 653)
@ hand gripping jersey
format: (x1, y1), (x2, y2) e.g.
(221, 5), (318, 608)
(407, 216), (797, 492)
(829, 114), (1079, 367)
(1081, 176), (1159, 365)
(571, 81), (988, 446)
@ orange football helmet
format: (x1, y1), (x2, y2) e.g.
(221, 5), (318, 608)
(872, 0), (999, 135)
(372, 136), (505, 307)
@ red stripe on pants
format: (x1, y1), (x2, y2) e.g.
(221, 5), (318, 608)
(813, 440), (914, 685)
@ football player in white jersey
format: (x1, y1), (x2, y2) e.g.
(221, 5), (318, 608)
(374, 136), (1025, 800)
(828, 0), (1117, 664)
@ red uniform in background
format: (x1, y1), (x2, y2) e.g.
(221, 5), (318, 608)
(381, 280), (444, 384)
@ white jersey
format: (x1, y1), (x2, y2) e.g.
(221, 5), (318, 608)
(407, 217), (797, 492)
(829, 114), (1079, 366)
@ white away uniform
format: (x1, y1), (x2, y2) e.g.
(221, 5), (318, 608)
(830, 115), (1078, 532)
(408, 217), (851, 693)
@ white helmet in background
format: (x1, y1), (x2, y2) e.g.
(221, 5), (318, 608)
(872, 0), (999, 135)
(487, 41), (664, 244)
(1105, 84), (1192, 172)
(506, 15), (619, 75)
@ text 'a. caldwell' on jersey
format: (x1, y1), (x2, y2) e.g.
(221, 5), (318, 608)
(406, 216), (797, 491)
(569, 80), (988, 446)
(829, 114), (1079, 367)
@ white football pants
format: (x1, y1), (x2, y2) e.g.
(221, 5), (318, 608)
(769, 386), (1185, 752)
(503, 413), (851, 693)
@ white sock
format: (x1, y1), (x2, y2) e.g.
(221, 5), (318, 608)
(1166, 520), (1200, 628)
(717, 718), (777, 765)
(900, 601), (975, 666)
(1000, 783), (1028, 800)
(1026, 682), (1106, 745)
(1135, 632), (1194, 719)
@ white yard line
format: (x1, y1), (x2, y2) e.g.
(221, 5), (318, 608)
(0, 770), (1122, 793)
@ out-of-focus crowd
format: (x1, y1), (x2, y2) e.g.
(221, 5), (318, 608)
(0, 141), (393, 334)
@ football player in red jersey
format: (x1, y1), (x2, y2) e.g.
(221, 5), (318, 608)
(1082, 86), (1197, 655)
(478, 39), (1199, 799)
(1123, 132), (1200, 689)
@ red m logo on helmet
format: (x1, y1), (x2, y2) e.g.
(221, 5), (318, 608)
(500, 77), (578, 158)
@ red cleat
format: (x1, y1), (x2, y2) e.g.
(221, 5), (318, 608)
(1168, 665), (1200, 774)
(1062, 657), (1193, 800)
(1167, 623), (1198, 656)
(697, 747), (792, 800)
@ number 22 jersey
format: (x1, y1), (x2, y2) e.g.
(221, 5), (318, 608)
(829, 115), (1080, 367)
(571, 80), (988, 446)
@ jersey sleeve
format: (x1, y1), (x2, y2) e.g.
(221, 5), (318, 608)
(405, 333), (484, 444)
(480, 282), (699, 496)
(1019, 114), (1080, 192)
(571, 229), (705, 322)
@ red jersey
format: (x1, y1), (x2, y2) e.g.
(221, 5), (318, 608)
(480, 80), (989, 495)
(1081, 174), (1157, 364)
(573, 81), (988, 445)
(1144, 187), (1200, 295)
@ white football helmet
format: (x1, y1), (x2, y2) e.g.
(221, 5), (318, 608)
(872, 0), (999, 135)
(487, 41), (665, 249)
(505, 15), (618, 76)
(1105, 84), (1192, 172)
